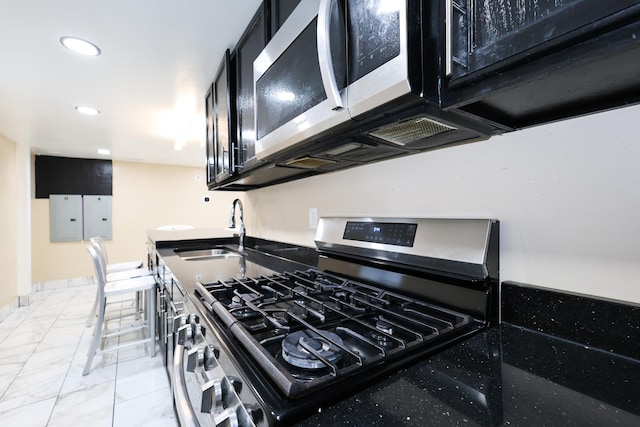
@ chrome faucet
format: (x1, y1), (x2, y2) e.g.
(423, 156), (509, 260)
(228, 199), (245, 253)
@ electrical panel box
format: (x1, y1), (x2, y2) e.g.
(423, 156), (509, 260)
(49, 194), (113, 242)
(50, 195), (83, 242)
(83, 195), (112, 240)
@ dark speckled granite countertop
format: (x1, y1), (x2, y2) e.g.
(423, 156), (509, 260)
(298, 323), (639, 426)
(298, 283), (640, 426)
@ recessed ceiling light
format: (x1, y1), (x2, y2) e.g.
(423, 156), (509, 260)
(75, 106), (100, 115)
(97, 148), (111, 156)
(60, 36), (101, 56)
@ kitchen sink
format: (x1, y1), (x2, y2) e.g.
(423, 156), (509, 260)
(174, 247), (241, 261)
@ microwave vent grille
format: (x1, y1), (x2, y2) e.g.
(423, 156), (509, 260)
(368, 117), (456, 146)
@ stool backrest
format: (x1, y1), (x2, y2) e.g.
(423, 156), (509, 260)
(90, 236), (109, 263)
(87, 244), (107, 299)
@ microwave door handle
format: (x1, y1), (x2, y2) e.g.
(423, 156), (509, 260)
(317, 0), (344, 110)
(445, 0), (453, 76)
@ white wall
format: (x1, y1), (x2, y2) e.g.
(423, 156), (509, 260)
(16, 145), (31, 299)
(245, 104), (640, 304)
(0, 133), (18, 308)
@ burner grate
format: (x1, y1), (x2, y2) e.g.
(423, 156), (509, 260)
(200, 269), (473, 398)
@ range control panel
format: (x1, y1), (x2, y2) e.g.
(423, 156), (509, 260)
(343, 221), (417, 247)
(316, 217), (496, 270)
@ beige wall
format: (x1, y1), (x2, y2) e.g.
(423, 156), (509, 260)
(18, 103), (640, 305)
(0, 134), (18, 308)
(31, 160), (243, 282)
(246, 104), (640, 304)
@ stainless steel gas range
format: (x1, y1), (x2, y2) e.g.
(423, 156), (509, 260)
(162, 217), (499, 426)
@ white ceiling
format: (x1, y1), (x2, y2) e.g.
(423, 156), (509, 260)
(0, 0), (261, 167)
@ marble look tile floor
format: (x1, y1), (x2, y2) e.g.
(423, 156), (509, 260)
(0, 284), (177, 427)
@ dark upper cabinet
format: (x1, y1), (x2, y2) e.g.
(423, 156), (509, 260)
(234, 5), (269, 173)
(206, 1), (640, 191)
(270, 0), (302, 35)
(207, 1), (316, 190)
(448, 1), (640, 82)
(444, 0), (640, 129)
(35, 155), (112, 198)
(212, 49), (236, 183)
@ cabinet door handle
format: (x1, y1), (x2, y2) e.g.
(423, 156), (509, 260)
(446, 0), (467, 76)
(222, 148), (229, 173)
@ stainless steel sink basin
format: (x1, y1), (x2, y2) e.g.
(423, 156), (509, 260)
(174, 247), (240, 260)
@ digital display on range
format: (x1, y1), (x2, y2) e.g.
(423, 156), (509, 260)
(343, 221), (417, 247)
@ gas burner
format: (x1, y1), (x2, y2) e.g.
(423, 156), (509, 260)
(231, 307), (257, 319)
(369, 319), (395, 347)
(229, 295), (244, 309)
(371, 331), (394, 347)
(269, 306), (308, 326)
(375, 319), (394, 335)
(271, 311), (289, 324)
(331, 290), (369, 311)
(292, 285), (307, 296)
(345, 296), (369, 312)
(282, 330), (343, 369)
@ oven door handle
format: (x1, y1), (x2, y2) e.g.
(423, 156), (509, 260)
(317, 0), (344, 110)
(173, 342), (201, 427)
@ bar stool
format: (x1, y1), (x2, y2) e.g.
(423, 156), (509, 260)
(91, 236), (143, 273)
(86, 239), (152, 327)
(83, 244), (157, 376)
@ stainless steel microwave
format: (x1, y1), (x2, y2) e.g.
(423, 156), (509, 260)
(253, 0), (500, 164)
(253, 0), (415, 161)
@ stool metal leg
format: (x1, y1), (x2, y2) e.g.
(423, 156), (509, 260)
(83, 296), (106, 375)
(86, 289), (99, 327)
(150, 286), (156, 356)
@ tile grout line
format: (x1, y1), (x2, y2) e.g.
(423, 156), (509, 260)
(46, 286), (93, 426)
(111, 303), (124, 427)
(0, 288), (69, 404)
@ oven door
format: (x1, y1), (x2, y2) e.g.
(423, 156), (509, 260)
(172, 305), (261, 427)
(254, 0), (350, 160)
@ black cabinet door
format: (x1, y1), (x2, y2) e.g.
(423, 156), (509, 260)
(235, 6), (268, 172)
(270, 0), (303, 35)
(213, 49), (236, 183)
(448, 0), (640, 84)
(443, 0), (640, 129)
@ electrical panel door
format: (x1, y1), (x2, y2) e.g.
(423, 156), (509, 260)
(49, 195), (83, 242)
(83, 195), (112, 240)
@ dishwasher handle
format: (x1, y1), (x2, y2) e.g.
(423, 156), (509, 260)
(173, 342), (201, 427)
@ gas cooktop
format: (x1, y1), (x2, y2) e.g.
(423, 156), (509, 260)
(181, 217), (499, 426)
(196, 267), (476, 398)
